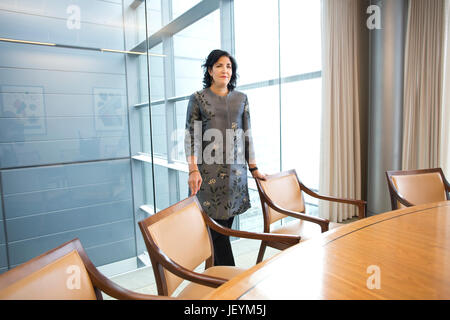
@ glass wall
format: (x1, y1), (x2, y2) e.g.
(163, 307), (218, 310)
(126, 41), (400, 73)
(0, 0), (322, 276)
(135, 0), (323, 234)
(0, 0), (143, 275)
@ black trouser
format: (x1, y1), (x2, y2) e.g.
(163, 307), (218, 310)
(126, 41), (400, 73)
(209, 217), (235, 266)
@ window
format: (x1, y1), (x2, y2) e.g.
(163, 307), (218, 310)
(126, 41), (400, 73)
(132, 0), (323, 243)
(132, 2), (221, 219)
(0, 0), (323, 277)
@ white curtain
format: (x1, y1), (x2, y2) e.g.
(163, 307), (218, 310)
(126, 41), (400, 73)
(442, 0), (450, 178)
(319, 0), (362, 222)
(402, 0), (446, 172)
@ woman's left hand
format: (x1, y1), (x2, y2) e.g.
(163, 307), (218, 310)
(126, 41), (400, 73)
(251, 170), (267, 181)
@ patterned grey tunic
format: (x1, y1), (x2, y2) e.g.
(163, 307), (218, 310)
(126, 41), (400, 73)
(185, 87), (256, 220)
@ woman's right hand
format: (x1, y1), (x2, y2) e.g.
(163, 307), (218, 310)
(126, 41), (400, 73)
(188, 170), (203, 196)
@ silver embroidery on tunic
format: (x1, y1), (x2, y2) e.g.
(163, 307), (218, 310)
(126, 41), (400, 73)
(185, 87), (255, 220)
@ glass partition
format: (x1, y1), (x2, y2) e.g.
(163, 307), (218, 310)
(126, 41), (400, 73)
(0, 0), (323, 276)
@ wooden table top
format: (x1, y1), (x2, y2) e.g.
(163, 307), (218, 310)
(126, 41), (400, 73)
(205, 201), (450, 300)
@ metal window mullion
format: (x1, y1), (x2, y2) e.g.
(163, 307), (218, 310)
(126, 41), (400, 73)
(133, 0), (220, 52)
(278, 0), (282, 174)
(132, 72), (322, 109)
(143, 0), (157, 214)
(161, 0), (179, 204)
(122, 0), (141, 263)
(220, 0), (235, 55)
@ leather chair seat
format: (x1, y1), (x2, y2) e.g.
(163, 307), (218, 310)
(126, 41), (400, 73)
(0, 238), (168, 300)
(177, 266), (245, 299)
(271, 219), (343, 242)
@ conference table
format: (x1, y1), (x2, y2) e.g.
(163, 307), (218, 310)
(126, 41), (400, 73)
(205, 201), (450, 300)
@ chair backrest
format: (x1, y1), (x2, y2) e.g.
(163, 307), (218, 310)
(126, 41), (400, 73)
(256, 170), (306, 229)
(386, 168), (449, 210)
(138, 197), (214, 297)
(0, 239), (99, 300)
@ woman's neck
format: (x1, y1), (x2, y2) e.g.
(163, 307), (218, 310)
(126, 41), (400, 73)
(209, 84), (229, 97)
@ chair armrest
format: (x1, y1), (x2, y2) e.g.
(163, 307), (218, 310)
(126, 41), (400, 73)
(255, 182), (331, 232)
(74, 241), (174, 300)
(88, 267), (175, 300)
(443, 174), (450, 193)
(265, 199), (331, 233)
(202, 213), (301, 245)
(392, 191), (415, 208)
(146, 243), (228, 290)
(300, 183), (367, 219)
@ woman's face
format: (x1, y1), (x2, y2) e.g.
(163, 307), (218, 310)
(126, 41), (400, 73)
(208, 55), (232, 88)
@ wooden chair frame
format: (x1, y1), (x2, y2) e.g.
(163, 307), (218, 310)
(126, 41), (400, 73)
(0, 238), (172, 300)
(386, 168), (450, 210)
(255, 169), (367, 263)
(138, 196), (301, 297)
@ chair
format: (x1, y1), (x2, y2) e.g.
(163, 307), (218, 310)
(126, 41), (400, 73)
(255, 169), (367, 263)
(0, 238), (172, 300)
(386, 168), (450, 210)
(138, 196), (300, 299)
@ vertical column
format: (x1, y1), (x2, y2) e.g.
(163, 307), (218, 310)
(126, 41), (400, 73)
(161, 0), (180, 204)
(367, 0), (408, 215)
(220, 0), (235, 55)
(123, 0), (148, 261)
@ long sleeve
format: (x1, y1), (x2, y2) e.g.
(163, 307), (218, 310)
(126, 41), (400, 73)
(188, 88), (252, 220)
(184, 93), (203, 160)
(242, 95), (256, 165)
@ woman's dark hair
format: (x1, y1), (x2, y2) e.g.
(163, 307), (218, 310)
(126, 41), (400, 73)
(202, 49), (238, 91)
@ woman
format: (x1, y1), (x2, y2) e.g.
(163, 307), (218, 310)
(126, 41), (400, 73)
(185, 49), (266, 266)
